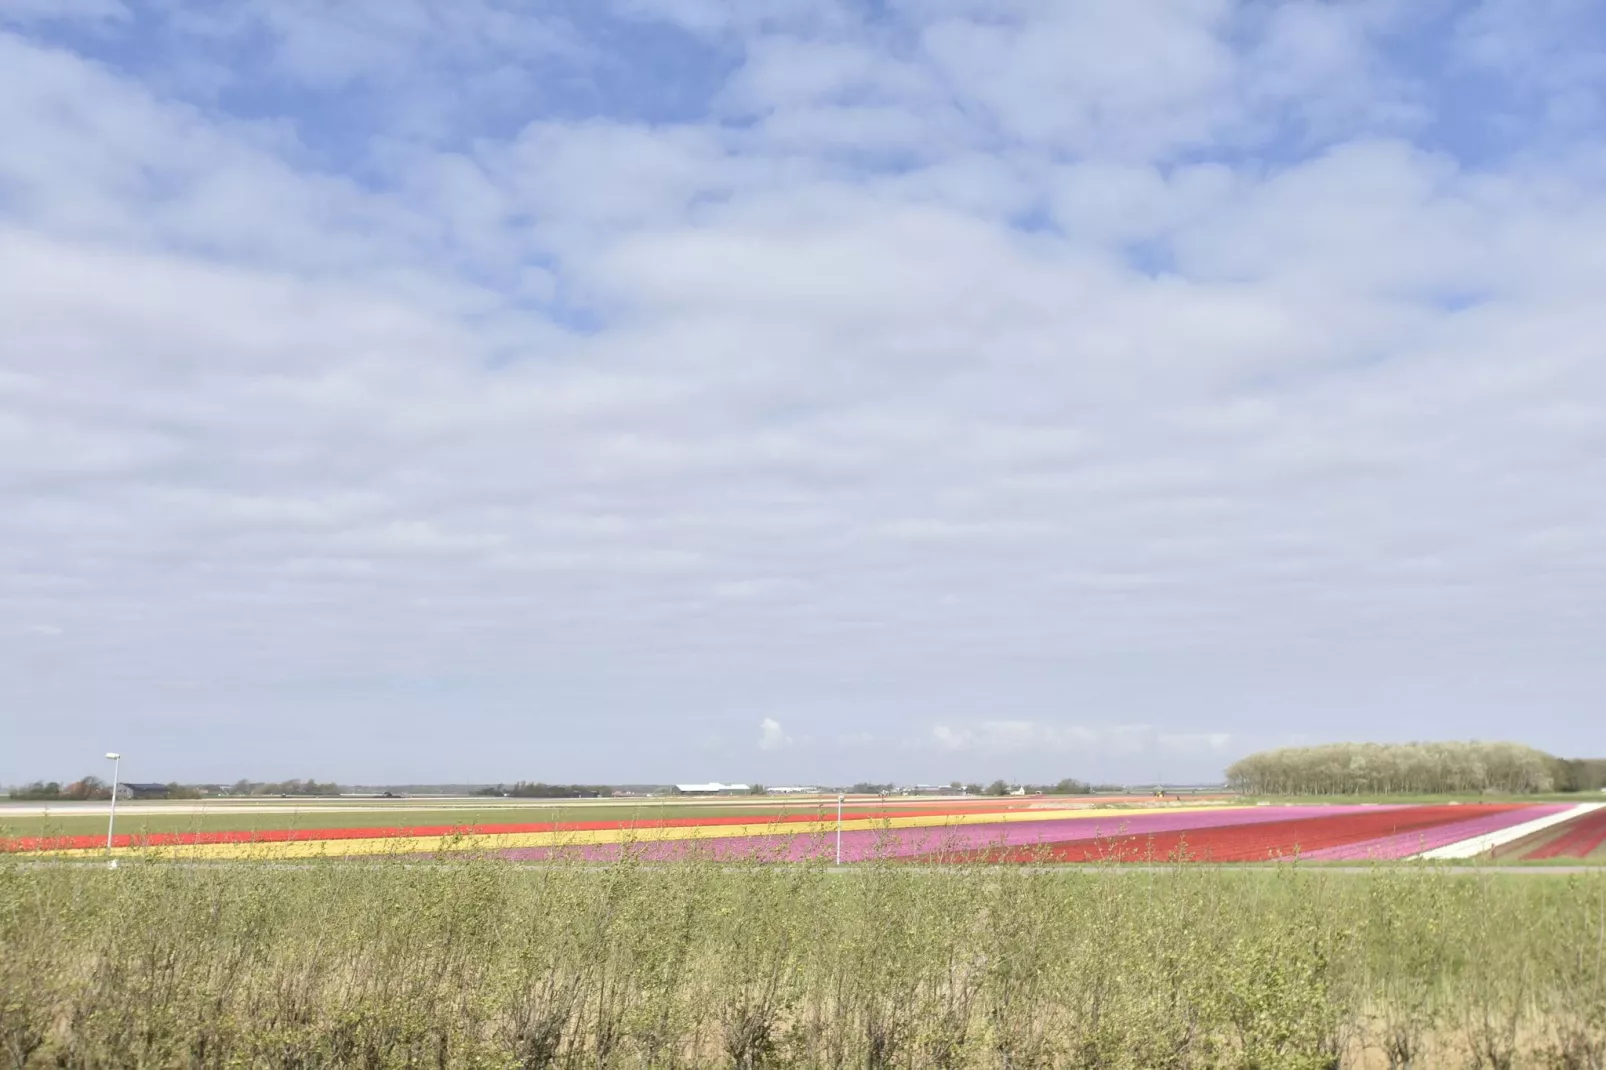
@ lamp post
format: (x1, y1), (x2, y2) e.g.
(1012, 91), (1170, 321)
(836, 793), (844, 866)
(105, 752), (121, 863)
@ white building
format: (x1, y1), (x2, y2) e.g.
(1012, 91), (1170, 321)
(673, 782), (750, 795)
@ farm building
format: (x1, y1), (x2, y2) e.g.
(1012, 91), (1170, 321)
(673, 782), (750, 795)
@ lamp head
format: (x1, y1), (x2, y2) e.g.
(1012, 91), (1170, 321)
(105, 752), (120, 760)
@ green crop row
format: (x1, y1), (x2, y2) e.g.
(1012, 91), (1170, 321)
(2, 853), (1603, 1069)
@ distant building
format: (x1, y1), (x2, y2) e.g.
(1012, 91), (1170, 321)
(674, 782), (750, 795)
(768, 786), (819, 794)
(117, 783), (171, 800)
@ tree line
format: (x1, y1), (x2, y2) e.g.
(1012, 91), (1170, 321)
(225, 779), (340, 797)
(7, 778), (202, 801)
(473, 782), (609, 798)
(8, 778), (116, 801)
(848, 779), (1103, 796)
(1224, 741), (1587, 796)
(1553, 758), (1606, 792)
(5, 778), (343, 800)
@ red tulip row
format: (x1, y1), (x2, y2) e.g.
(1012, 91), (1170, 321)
(928, 805), (1527, 864)
(1522, 806), (1606, 860)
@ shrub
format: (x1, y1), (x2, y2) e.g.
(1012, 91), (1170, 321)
(1, 853), (1601, 1068)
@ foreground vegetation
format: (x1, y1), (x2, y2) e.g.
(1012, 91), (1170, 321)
(3, 853), (1605, 1070)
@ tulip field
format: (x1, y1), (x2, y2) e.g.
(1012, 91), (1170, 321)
(6, 795), (1606, 1067)
(5, 840), (1606, 1069)
(1499, 801), (1606, 860)
(7, 794), (1603, 863)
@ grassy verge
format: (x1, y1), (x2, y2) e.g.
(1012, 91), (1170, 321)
(4, 853), (1605, 1068)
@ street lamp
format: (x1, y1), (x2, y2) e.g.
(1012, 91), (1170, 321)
(836, 793), (845, 866)
(104, 752), (121, 862)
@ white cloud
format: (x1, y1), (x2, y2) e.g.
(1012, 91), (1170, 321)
(933, 10), (1233, 156)
(0, 0), (128, 26)
(1, 4), (1604, 782)
(611, 0), (858, 39)
(1158, 732), (1234, 753)
(758, 718), (791, 751)
(924, 722), (1234, 769)
(914, 721), (1239, 785)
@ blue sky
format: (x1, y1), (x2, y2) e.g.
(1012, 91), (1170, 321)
(2, 0), (1604, 786)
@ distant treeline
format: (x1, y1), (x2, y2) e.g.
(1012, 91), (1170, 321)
(1554, 758), (1606, 792)
(9, 778), (114, 801)
(224, 779), (340, 797)
(8, 778), (201, 801)
(1025, 778), (1107, 795)
(848, 779), (1109, 796)
(1225, 741), (1602, 796)
(474, 782), (608, 798)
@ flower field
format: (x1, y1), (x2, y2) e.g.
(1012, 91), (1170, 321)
(1503, 803), (1606, 861)
(8, 797), (1603, 863)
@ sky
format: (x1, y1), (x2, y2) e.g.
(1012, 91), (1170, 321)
(2, 0), (1604, 788)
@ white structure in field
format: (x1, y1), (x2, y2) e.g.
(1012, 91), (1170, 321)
(674, 782), (750, 795)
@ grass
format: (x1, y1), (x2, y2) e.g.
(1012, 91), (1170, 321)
(4, 850), (1605, 1069)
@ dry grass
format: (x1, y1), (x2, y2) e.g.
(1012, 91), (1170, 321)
(2, 850), (1603, 1069)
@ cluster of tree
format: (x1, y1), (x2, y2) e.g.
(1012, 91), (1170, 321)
(948, 778), (1098, 796)
(473, 782), (608, 798)
(227, 779), (339, 797)
(1225, 741), (1562, 796)
(839, 781), (1098, 796)
(1024, 778), (1096, 795)
(7, 778), (203, 800)
(9, 777), (113, 801)
(1552, 758), (1606, 792)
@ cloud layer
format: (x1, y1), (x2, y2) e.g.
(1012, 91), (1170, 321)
(3, 1), (1604, 784)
